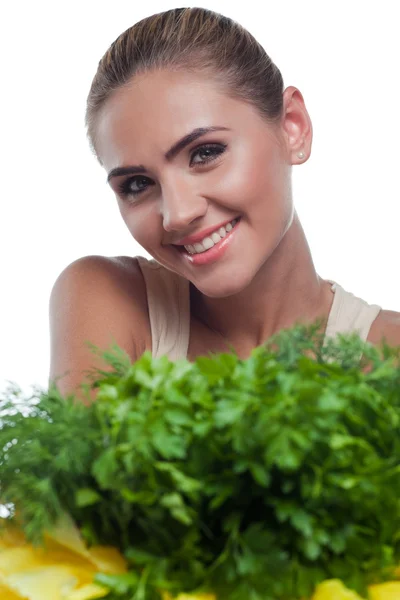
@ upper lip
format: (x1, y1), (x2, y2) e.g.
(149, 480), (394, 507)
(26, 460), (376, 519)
(171, 217), (240, 246)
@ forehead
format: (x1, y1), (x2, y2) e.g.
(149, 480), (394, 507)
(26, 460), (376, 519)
(95, 69), (265, 168)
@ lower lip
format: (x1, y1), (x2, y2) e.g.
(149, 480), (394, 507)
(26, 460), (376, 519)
(177, 219), (241, 266)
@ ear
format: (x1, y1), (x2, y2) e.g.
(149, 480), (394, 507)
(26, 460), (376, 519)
(280, 86), (313, 165)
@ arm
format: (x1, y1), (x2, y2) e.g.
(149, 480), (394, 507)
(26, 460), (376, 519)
(49, 255), (149, 403)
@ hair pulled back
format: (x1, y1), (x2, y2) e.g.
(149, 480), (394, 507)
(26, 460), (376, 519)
(86, 7), (284, 160)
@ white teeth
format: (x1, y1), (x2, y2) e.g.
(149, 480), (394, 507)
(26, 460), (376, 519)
(184, 218), (239, 255)
(202, 237), (214, 250)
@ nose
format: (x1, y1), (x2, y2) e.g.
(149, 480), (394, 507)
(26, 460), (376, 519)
(161, 178), (208, 233)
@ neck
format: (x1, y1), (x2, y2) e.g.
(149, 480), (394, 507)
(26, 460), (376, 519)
(190, 212), (334, 355)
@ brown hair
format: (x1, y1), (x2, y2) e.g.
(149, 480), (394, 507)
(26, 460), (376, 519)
(85, 7), (284, 161)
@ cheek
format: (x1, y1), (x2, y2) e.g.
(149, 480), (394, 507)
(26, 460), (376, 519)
(227, 144), (293, 246)
(197, 151), (266, 211)
(216, 145), (289, 216)
(118, 201), (161, 245)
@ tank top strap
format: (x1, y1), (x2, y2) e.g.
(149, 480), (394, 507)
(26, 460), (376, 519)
(137, 258), (382, 362)
(324, 280), (382, 345)
(136, 256), (190, 360)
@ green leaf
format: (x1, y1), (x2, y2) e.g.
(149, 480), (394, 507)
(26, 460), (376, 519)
(94, 572), (139, 593)
(125, 548), (159, 565)
(2, 321), (400, 599)
(214, 399), (245, 428)
(152, 423), (187, 459)
(249, 463), (271, 487)
(91, 448), (119, 489)
(290, 509), (314, 537)
(160, 492), (193, 525)
(75, 487), (102, 507)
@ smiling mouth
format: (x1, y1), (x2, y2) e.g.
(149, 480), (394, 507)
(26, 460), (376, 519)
(173, 217), (241, 255)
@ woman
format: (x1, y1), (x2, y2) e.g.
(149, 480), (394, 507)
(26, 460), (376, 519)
(49, 7), (400, 398)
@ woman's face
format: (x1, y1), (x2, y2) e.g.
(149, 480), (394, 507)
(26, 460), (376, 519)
(96, 69), (301, 298)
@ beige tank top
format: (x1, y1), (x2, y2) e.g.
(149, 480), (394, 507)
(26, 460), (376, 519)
(136, 256), (382, 361)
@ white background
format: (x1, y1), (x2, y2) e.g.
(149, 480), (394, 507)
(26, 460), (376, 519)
(1, 0), (399, 394)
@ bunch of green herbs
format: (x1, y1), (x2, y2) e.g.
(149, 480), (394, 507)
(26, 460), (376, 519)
(1, 322), (400, 600)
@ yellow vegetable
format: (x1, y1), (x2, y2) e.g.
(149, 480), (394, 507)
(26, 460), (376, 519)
(0, 515), (126, 600)
(1, 517), (400, 600)
(368, 581), (400, 600)
(162, 594), (216, 600)
(311, 579), (364, 599)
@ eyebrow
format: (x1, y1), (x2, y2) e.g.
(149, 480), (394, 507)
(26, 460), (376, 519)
(106, 126), (230, 183)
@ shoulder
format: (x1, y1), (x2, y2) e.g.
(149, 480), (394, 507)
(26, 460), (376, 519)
(49, 255), (151, 398)
(50, 253), (151, 334)
(50, 254), (148, 311)
(367, 309), (400, 348)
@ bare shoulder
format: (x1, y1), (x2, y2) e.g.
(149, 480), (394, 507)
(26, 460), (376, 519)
(367, 309), (400, 348)
(49, 254), (151, 400)
(50, 254), (149, 329)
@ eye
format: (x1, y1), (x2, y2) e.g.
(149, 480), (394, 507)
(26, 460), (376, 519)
(116, 143), (227, 200)
(118, 176), (154, 198)
(190, 143), (227, 167)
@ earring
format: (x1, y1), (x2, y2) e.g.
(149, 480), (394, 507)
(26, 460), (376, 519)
(297, 150), (305, 159)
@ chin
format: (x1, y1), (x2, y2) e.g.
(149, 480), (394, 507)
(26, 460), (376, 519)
(193, 269), (255, 299)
